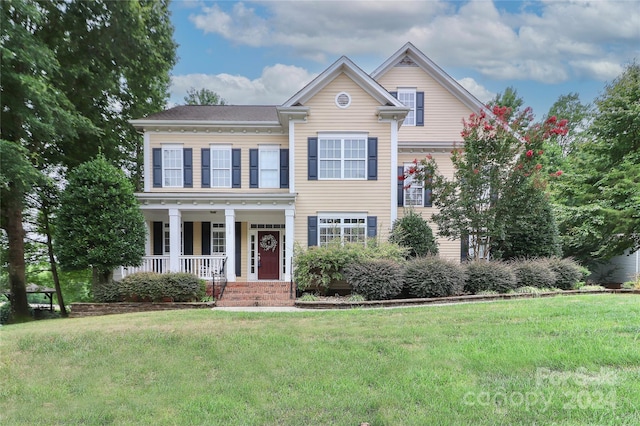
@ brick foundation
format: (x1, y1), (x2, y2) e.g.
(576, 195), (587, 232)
(70, 302), (215, 318)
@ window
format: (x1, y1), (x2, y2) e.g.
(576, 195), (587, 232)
(162, 145), (183, 187)
(403, 163), (423, 207)
(259, 145), (280, 188)
(318, 134), (366, 179)
(211, 146), (231, 188)
(163, 223), (183, 254)
(397, 89), (416, 126)
(318, 215), (366, 246)
(211, 223), (225, 254)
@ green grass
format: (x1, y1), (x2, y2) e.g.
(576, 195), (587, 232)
(1, 294), (639, 425)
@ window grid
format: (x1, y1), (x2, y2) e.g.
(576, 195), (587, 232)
(319, 137), (366, 179)
(319, 217), (366, 246)
(162, 147), (183, 187)
(211, 148), (231, 188)
(259, 148), (280, 188)
(398, 89), (416, 126)
(211, 223), (225, 254)
(404, 163), (423, 207)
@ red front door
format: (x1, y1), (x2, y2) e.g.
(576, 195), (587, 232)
(258, 231), (279, 280)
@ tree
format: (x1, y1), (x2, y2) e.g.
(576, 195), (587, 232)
(405, 105), (567, 261)
(55, 156), (146, 294)
(389, 209), (438, 258)
(0, 141), (42, 322)
(183, 87), (227, 105)
(38, 0), (177, 189)
(555, 63), (640, 260)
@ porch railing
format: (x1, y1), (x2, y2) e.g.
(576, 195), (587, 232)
(119, 255), (226, 280)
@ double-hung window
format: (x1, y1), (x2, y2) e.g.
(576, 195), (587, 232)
(397, 88), (416, 126)
(211, 223), (226, 254)
(211, 146), (231, 188)
(259, 145), (280, 188)
(318, 215), (367, 246)
(162, 145), (183, 187)
(318, 134), (367, 179)
(403, 163), (424, 207)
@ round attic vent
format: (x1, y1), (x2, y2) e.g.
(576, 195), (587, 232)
(335, 92), (351, 108)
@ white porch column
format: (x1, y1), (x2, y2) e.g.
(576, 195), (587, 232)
(390, 119), (399, 225)
(168, 208), (181, 272)
(225, 209), (236, 282)
(284, 208), (295, 281)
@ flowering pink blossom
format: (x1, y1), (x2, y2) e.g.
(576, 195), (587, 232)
(526, 150), (534, 158)
(556, 170), (563, 176)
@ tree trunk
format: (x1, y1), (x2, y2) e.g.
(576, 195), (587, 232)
(92, 267), (114, 299)
(41, 199), (68, 317)
(5, 196), (31, 322)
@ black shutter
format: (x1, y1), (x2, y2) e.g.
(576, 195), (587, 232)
(398, 166), (405, 207)
(308, 138), (318, 180)
(280, 149), (289, 188)
(201, 148), (210, 188)
(249, 149), (259, 188)
(183, 222), (193, 255)
(416, 91), (424, 126)
(153, 221), (163, 255)
(183, 148), (193, 187)
(235, 222), (241, 277)
(152, 148), (162, 187)
(367, 137), (377, 180)
(232, 149), (241, 188)
(367, 216), (377, 238)
(307, 216), (318, 247)
(201, 222), (211, 255)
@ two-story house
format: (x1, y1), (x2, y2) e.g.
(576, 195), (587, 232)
(123, 42), (486, 296)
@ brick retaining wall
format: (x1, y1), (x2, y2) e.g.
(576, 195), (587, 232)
(70, 302), (215, 318)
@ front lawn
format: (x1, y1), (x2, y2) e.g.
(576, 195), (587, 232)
(1, 294), (639, 425)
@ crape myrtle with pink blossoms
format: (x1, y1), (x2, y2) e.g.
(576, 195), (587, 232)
(403, 104), (567, 261)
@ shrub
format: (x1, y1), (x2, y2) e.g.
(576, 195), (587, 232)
(510, 259), (557, 289)
(464, 261), (517, 294)
(0, 303), (36, 325)
(162, 273), (205, 302)
(294, 240), (407, 292)
(298, 293), (318, 302)
(389, 209), (438, 258)
(404, 256), (466, 298)
(119, 272), (163, 301)
(547, 258), (587, 290)
(344, 259), (404, 300)
(93, 280), (123, 303)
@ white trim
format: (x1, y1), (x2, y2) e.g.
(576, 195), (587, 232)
(225, 209), (236, 282)
(210, 144), (232, 188)
(168, 209), (181, 272)
(258, 144), (280, 189)
(288, 119), (296, 193)
(390, 119), (398, 224)
(161, 144), (184, 188)
(335, 91), (351, 108)
(284, 209), (295, 281)
(317, 133), (368, 180)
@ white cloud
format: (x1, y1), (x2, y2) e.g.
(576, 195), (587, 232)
(187, 0), (639, 83)
(456, 77), (495, 104)
(170, 64), (316, 106)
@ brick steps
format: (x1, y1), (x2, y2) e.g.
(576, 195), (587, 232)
(217, 281), (295, 307)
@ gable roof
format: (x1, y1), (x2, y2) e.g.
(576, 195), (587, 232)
(371, 42), (486, 113)
(282, 56), (405, 108)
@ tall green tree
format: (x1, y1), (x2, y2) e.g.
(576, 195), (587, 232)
(55, 156), (146, 293)
(1, 0), (95, 320)
(38, 0), (177, 190)
(183, 87), (227, 105)
(555, 63), (640, 260)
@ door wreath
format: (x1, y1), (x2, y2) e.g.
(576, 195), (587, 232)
(260, 234), (278, 252)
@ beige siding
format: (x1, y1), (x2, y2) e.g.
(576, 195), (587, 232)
(147, 133), (288, 193)
(293, 73), (395, 245)
(396, 151), (460, 260)
(376, 66), (475, 142)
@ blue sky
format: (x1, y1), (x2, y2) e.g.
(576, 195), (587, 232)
(167, 0), (640, 119)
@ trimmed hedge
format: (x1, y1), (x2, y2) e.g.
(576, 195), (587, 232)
(404, 256), (466, 298)
(511, 259), (557, 289)
(344, 259), (404, 300)
(94, 273), (205, 303)
(464, 260), (517, 294)
(547, 258), (585, 290)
